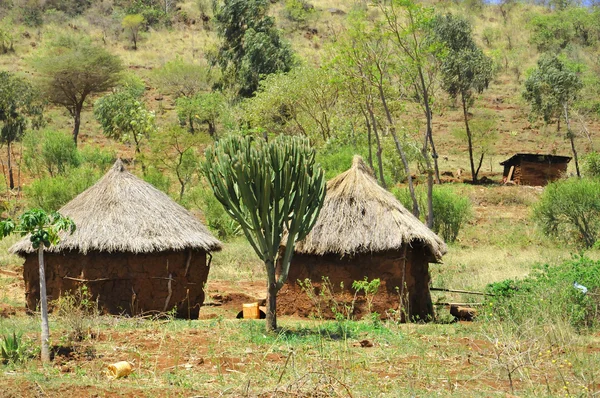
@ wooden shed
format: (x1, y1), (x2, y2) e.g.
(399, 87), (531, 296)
(10, 159), (222, 318)
(277, 156), (447, 322)
(500, 153), (571, 186)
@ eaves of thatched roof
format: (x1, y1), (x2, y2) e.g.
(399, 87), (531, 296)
(292, 156), (447, 262)
(11, 159), (222, 255)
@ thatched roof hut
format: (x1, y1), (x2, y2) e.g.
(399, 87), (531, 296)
(12, 159), (222, 318)
(278, 156), (447, 321)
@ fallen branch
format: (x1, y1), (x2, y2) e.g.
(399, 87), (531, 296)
(431, 287), (492, 296)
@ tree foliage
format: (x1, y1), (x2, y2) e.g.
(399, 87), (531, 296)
(523, 53), (583, 125)
(202, 135), (326, 331)
(0, 209), (75, 363)
(122, 14), (144, 50)
(94, 87), (155, 155)
(176, 92), (227, 137)
(33, 36), (123, 145)
(523, 53), (583, 176)
(213, 0), (295, 98)
(534, 178), (600, 248)
(434, 13), (493, 183)
(152, 58), (215, 98)
(242, 67), (339, 141)
(0, 71), (44, 189)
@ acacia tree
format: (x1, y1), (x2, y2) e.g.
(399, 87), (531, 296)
(0, 210), (75, 363)
(33, 37), (122, 145)
(152, 58), (215, 99)
(0, 71), (44, 189)
(434, 14), (493, 184)
(523, 53), (583, 177)
(122, 14), (144, 50)
(213, 0), (295, 97)
(202, 135), (326, 331)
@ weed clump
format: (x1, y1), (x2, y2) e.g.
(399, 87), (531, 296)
(486, 256), (600, 331)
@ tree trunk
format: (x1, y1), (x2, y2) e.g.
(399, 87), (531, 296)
(377, 85), (419, 217)
(38, 246), (50, 363)
(7, 141), (14, 190)
(366, 105), (387, 188)
(461, 94), (477, 184)
(564, 103), (580, 178)
(266, 280), (278, 332)
(362, 108), (375, 173)
(418, 68), (441, 184)
(72, 108), (82, 146)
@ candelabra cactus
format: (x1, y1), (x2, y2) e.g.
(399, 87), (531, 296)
(202, 135), (326, 331)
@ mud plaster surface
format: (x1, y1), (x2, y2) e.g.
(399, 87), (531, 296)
(22, 250), (209, 318)
(277, 246), (434, 321)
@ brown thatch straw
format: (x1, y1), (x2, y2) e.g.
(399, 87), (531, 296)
(292, 156), (447, 261)
(11, 159), (222, 255)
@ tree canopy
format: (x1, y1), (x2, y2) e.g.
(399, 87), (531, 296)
(33, 36), (123, 145)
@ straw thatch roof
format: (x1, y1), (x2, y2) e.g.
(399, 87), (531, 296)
(291, 156), (447, 262)
(11, 159), (222, 255)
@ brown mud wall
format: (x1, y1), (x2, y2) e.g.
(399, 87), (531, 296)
(23, 250), (209, 318)
(277, 246), (433, 322)
(503, 161), (568, 186)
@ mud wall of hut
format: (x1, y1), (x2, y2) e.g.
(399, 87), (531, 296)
(503, 161), (568, 186)
(23, 250), (209, 318)
(277, 246), (433, 321)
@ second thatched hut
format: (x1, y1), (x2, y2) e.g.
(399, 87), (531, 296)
(11, 159), (222, 318)
(277, 156), (447, 321)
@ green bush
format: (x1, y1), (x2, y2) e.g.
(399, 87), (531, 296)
(41, 130), (80, 176)
(582, 152), (600, 179)
(283, 0), (313, 23)
(486, 256), (600, 331)
(392, 185), (472, 242)
(25, 166), (101, 210)
(181, 185), (241, 240)
(23, 129), (81, 178)
(143, 166), (172, 194)
(533, 178), (600, 248)
(432, 186), (472, 243)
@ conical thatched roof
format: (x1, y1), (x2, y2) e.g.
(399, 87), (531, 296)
(11, 159), (222, 255)
(292, 156), (447, 261)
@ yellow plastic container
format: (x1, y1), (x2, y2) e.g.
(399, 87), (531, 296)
(242, 302), (260, 319)
(107, 361), (133, 379)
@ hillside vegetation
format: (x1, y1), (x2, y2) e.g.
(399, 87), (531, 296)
(0, 1), (600, 396)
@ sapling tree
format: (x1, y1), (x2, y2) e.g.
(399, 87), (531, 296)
(434, 14), (494, 183)
(0, 71), (44, 189)
(122, 14), (144, 50)
(0, 210), (75, 363)
(202, 135), (326, 331)
(94, 88), (156, 157)
(523, 54), (583, 177)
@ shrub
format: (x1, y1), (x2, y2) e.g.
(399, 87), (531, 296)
(392, 185), (472, 242)
(25, 166), (101, 210)
(283, 0), (314, 23)
(582, 152), (600, 179)
(181, 185), (241, 240)
(486, 256), (600, 331)
(533, 178), (600, 248)
(432, 186), (472, 243)
(41, 130), (80, 176)
(23, 129), (81, 178)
